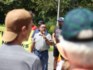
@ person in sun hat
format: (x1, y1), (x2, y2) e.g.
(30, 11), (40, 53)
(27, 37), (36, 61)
(0, 9), (42, 70)
(53, 8), (93, 70)
(52, 17), (64, 70)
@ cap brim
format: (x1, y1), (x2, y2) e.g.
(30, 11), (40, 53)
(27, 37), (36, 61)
(57, 19), (63, 21)
(2, 31), (17, 42)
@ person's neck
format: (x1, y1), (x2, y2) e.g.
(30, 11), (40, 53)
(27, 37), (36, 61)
(7, 40), (22, 45)
(7, 37), (23, 46)
(40, 31), (46, 34)
(11, 41), (22, 45)
(59, 26), (62, 29)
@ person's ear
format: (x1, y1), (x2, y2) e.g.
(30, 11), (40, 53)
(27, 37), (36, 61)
(21, 26), (27, 35)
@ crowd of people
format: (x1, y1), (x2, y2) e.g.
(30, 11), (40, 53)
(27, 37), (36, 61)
(0, 7), (93, 70)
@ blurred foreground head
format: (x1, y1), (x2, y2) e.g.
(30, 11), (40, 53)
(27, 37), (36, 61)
(2, 9), (32, 43)
(62, 8), (93, 41)
(59, 8), (93, 69)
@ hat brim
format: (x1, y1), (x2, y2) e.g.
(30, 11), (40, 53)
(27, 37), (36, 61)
(2, 31), (17, 42)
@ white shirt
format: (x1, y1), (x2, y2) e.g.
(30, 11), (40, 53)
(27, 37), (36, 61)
(33, 32), (52, 51)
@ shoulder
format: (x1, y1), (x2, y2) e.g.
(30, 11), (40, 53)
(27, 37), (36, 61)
(30, 53), (39, 60)
(46, 33), (51, 36)
(24, 52), (39, 60)
(32, 29), (39, 37)
(34, 29), (39, 33)
(27, 53), (40, 62)
(21, 52), (42, 69)
(22, 52), (40, 64)
(46, 33), (52, 40)
(33, 32), (40, 37)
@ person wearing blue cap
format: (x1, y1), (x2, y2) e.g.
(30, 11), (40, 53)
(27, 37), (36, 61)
(53, 8), (93, 70)
(52, 17), (64, 70)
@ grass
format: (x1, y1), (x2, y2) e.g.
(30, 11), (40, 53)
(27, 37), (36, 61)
(49, 46), (53, 51)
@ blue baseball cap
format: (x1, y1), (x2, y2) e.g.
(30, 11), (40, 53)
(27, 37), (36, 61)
(62, 8), (93, 41)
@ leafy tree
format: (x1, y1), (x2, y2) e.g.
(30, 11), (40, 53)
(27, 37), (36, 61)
(0, 0), (93, 24)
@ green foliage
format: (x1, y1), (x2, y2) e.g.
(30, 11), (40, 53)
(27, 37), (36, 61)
(59, 0), (93, 16)
(0, 25), (4, 46)
(0, 25), (5, 31)
(49, 46), (53, 51)
(0, 0), (93, 24)
(46, 21), (56, 34)
(0, 32), (2, 46)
